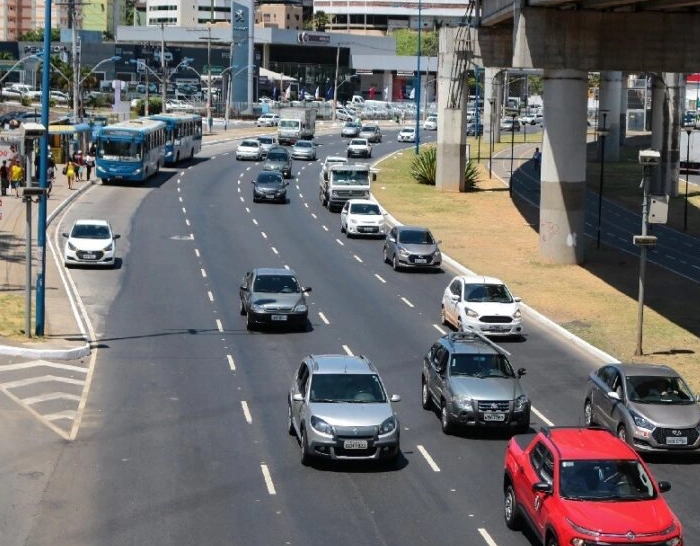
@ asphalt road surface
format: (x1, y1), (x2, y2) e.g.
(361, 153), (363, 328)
(4, 126), (699, 546)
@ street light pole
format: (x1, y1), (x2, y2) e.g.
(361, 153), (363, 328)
(414, 0), (422, 154)
(488, 97), (494, 179)
(160, 23), (167, 113)
(684, 128), (692, 231)
(206, 25), (212, 133)
(72, 21), (80, 121)
(332, 45), (340, 121)
(596, 111), (609, 248)
(509, 112), (516, 197)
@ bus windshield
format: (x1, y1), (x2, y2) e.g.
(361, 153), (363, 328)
(98, 140), (142, 162)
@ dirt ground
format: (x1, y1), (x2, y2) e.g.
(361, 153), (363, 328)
(373, 145), (700, 391)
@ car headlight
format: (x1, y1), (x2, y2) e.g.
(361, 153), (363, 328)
(310, 415), (333, 435)
(250, 303), (265, 313)
(566, 518), (601, 538)
(349, 218), (358, 225)
(514, 395), (529, 412)
(379, 416), (397, 435)
(513, 309), (522, 319)
(67, 242), (77, 251)
(432, 249), (442, 259)
(451, 394), (473, 411)
(102, 243), (114, 252)
(133, 168), (142, 175)
(294, 303), (307, 313)
(461, 306), (479, 319)
(362, 190), (370, 197)
(631, 410), (654, 430)
(398, 247), (410, 257)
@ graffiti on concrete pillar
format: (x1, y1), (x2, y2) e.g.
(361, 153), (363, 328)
(540, 220), (559, 242)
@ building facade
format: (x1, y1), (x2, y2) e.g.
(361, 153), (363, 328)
(255, 3), (304, 31)
(144, 0), (232, 26)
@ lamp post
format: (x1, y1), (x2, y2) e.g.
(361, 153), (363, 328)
(160, 23), (167, 112)
(596, 111), (609, 248)
(221, 64), (253, 129)
(684, 128), (692, 232)
(488, 97), (495, 179)
(509, 112), (516, 197)
(0, 54), (42, 86)
(414, 0), (422, 154)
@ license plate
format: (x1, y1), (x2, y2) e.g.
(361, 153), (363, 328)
(486, 325), (509, 331)
(343, 440), (368, 449)
(666, 436), (688, 445)
(414, 258), (427, 264)
(271, 315), (288, 321)
(484, 412), (506, 422)
(82, 253), (97, 260)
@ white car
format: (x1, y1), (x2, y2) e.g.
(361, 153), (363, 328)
(340, 199), (386, 237)
(257, 135), (279, 157)
(398, 126), (416, 142)
(236, 139), (263, 161)
(165, 99), (190, 112)
(440, 275), (524, 337)
(423, 116), (438, 130)
(321, 156), (348, 180)
(62, 219), (120, 268)
(347, 138), (372, 158)
(256, 113), (280, 127)
(49, 91), (69, 104)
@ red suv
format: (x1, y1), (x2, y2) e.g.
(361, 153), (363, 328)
(503, 427), (683, 546)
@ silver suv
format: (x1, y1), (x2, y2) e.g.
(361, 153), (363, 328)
(421, 331), (530, 434)
(288, 354), (401, 466)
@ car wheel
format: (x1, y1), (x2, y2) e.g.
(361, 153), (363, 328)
(617, 423), (630, 445)
(383, 246), (390, 264)
(421, 379), (433, 410)
(246, 313), (254, 331)
(287, 404), (296, 436)
(546, 535), (559, 546)
(340, 222), (346, 233)
(504, 483), (522, 530)
(583, 399), (595, 426)
(392, 254), (401, 271)
(239, 299), (246, 316)
(300, 427), (312, 466)
(440, 305), (449, 326)
(440, 401), (454, 435)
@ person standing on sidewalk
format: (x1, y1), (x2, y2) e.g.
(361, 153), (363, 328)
(532, 147), (542, 174)
(10, 160), (24, 197)
(84, 153), (95, 182)
(65, 160), (76, 190)
(0, 160), (8, 196)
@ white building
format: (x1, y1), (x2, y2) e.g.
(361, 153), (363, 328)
(144, 0), (232, 26)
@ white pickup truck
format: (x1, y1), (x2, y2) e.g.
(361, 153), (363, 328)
(319, 162), (376, 212)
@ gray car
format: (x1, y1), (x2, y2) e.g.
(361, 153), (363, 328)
(359, 124), (382, 143)
(263, 146), (293, 178)
(288, 354), (401, 466)
(291, 139), (316, 160)
(421, 331), (530, 434)
(584, 363), (700, 453)
(383, 225), (442, 271)
(239, 268), (311, 331)
(341, 121), (362, 138)
(252, 171), (288, 203)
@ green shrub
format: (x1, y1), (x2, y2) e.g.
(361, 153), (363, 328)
(21, 96), (33, 107)
(411, 144), (480, 190)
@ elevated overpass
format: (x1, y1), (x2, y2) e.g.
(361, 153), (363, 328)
(436, 0), (700, 264)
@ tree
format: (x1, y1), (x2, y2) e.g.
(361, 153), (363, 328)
(392, 29), (438, 57)
(305, 11), (330, 31)
(18, 28), (60, 41)
(125, 0), (137, 26)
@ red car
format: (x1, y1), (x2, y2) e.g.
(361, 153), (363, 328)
(503, 427), (683, 546)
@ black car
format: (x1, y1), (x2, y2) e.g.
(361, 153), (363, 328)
(252, 171), (288, 203)
(466, 122), (483, 136)
(263, 146), (293, 179)
(239, 267), (312, 331)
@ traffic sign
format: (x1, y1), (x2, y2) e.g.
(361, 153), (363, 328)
(633, 235), (657, 246)
(203, 65), (224, 75)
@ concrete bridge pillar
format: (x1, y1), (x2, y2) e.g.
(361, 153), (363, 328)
(599, 71), (622, 161)
(619, 75), (628, 146)
(540, 69), (588, 264)
(650, 73), (682, 196)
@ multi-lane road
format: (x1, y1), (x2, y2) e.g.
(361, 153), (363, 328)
(3, 126), (700, 545)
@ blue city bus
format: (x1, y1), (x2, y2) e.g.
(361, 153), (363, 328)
(150, 113), (203, 165)
(95, 118), (167, 184)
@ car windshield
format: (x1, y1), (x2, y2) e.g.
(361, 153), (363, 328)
(559, 460), (655, 501)
(332, 169), (370, 185)
(625, 375), (695, 404)
(241, 140), (259, 147)
(309, 373), (387, 403)
(256, 173), (283, 185)
(350, 203), (381, 215)
(71, 224), (111, 239)
(350, 139), (367, 146)
(258, 137), (273, 144)
(463, 283), (513, 303)
(295, 141), (313, 148)
(399, 229), (434, 244)
(449, 353), (515, 378)
(267, 151), (288, 161)
(253, 274), (300, 293)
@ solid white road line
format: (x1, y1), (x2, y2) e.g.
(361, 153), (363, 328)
(260, 464), (277, 495)
(227, 354), (236, 371)
(433, 324), (447, 335)
(318, 312), (330, 325)
(416, 445), (441, 472)
(478, 528), (499, 546)
(241, 401), (252, 424)
(342, 344), (353, 356)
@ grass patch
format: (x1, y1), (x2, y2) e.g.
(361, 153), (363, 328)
(0, 293), (34, 339)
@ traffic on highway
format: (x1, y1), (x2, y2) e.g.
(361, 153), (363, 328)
(6, 120), (698, 546)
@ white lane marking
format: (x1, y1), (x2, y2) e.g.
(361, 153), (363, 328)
(201, 268), (207, 278)
(260, 464), (277, 495)
(241, 401), (252, 424)
(299, 193), (304, 199)
(252, 218), (258, 225)
(322, 225), (329, 231)
(284, 264), (290, 270)
(353, 255), (363, 263)
(216, 319), (223, 332)
(311, 213), (317, 219)
(239, 196), (245, 202)
(261, 231), (267, 239)
(342, 344), (353, 356)
(178, 196), (183, 202)
(195, 248), (200, 258)
(401, 296), (414, 308)
(693, 264), (700, 271)
(190, 233), (194, 240)
(304, 203), (309, 208)
(335, 239), (345, 246)
(237, 187), (241, 193)
(182, 207), (187, 214)
(374, 274), (386, 283)
(207, 291), (214, 302)
(478, 528), (499, 546)
(245, 207), (250, 213)
(532, 406), (554, 427)
(271, 247), (279, 255)
(433, 324), (447, 335)
(318, 312), (330, 325)
(417, 445), (441, 472)
(185, 219), (190, 226)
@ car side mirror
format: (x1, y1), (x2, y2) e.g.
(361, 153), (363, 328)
(696, 394), (700, 403)
(113, 234), (121, 240)
(240, 284), (248, 291)
(514, 296), (522, 302)
(62, 232), (68, 238)
(517, 367), (527, 377)
(658, 481), (671, 493)
(608, 391), (621, 401)
(302, 287), (312, 293)
(292, 393), (304, 402)
(533, 482), (553, 495)
(390, 394), (401, 403)
(436, 240), (443, 245)
(388, 236), (396, 243)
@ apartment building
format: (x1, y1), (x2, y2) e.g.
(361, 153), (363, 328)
(144, 0), (232, 26)
(256, 3), (304, 31)
(0, 0), (71, 42)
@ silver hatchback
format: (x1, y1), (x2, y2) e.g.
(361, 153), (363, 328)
(288, 354), (401, 466)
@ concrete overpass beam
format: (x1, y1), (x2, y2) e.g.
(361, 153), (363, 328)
(650, 73), (682, 196)
(540, 69), (589, 264)
(599, 71), (622, 162)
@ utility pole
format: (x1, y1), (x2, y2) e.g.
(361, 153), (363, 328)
(332, 46), (340, 121)
(70, 0), (80, 122)
(207, 25), (212, 132)
(160, 23), (167, 112)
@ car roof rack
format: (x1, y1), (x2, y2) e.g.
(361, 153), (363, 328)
(446, 328), (511, 357)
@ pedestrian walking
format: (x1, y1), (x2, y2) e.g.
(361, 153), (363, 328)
(47, 165), (55, 197)
(532, 147), (542, 173)
(10, 161), (24, 197)
(0, 160), (9, 196)
(85, 153), (95, 181)
(65, 160), (76, 190)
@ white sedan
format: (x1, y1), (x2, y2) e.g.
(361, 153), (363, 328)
(256, 113), (281, 127)
(423, 116), (438, 130)
(346, 138), (372, 158)
(236, 139), (263, 160)
(398, 126), (416, 142)
(340, 199), (386, 237)
(63, 219), (120, 268)
(441, 275), (524, 337)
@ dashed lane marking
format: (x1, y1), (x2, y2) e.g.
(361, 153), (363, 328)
(417, 445), (440, 472)
(260, 463), (277, 495)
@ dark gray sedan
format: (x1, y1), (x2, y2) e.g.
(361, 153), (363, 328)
(252, 171), (288, 203)
(584, 363), (700, 453)
(239, 268), (311, 331)
(263, 147), (293, 178)
(382, 225), (442, 271)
